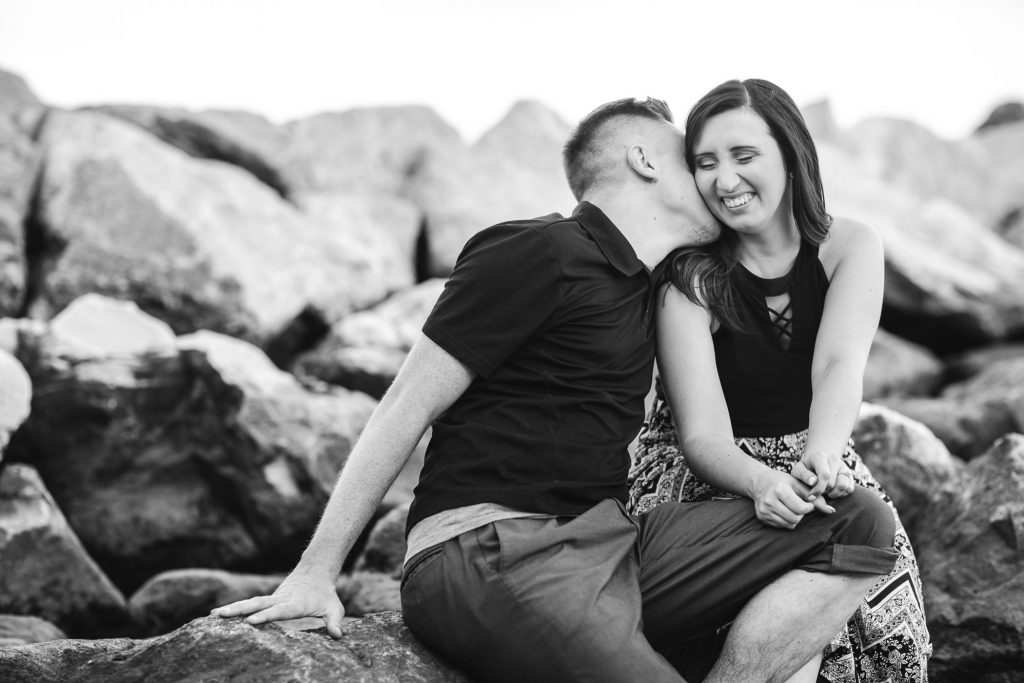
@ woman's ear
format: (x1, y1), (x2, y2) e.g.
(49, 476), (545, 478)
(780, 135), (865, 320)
(627, 144), (658, 181)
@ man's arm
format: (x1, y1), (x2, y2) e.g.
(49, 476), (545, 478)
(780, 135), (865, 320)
(211, 334), (475, 637)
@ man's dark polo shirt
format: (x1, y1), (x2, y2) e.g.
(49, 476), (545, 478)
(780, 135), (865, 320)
(407, 202), (656, 532)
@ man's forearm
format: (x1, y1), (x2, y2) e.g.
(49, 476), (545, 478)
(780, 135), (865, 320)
(295, 393), (432, 579)
(293, 335), (476, 580)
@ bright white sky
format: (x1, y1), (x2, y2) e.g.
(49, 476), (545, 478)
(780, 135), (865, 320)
(2, 0), (1021, 142)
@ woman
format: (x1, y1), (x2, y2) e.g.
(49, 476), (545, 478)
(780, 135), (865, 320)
(628, 79), (931, 682)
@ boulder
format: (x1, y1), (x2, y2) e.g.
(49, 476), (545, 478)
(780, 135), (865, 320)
(407, 100), (575, 275)
(0, 109), (41, 317)
(881, 354), (1024, 460)
(0, 635), (137, 682)
(129, 568), (284, 636)
(32, 109), (389, 342)
(0, 69), (42, 115)
(92, 105), (292, 198)
(976, 101), (1024, 133)
(841, 117), (992, 222)
(852, 403), (963, 540)
(129, 567), (400, 637)
(296, 279), (445, 397)
(282, 106), (464, 196)
(45, 292), (177, 357)
(820, 143), (1024, 351)
(0, 613), (470, 682)
(966, 120), (1024, 239)
(0, 464), (129, 635)
(0, 347), (31, 455)
(295, 192), (421, 298)
(0, 615), (66, 648)
(15, 319), (377, 591)
(800, 99), (841, 145)
(944, 342), (1024, 383)
(355, 503), (410, 579)
(863, 328), (943, 399)
(915, 434), (1024, 682)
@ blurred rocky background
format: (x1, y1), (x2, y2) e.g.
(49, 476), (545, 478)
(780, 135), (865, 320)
(1, 65), (1023, 681)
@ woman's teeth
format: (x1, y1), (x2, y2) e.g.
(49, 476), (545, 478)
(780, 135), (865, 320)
(723, 192), (754, 209)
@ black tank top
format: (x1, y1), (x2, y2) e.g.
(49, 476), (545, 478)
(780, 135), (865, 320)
(713, 239), (829, 437)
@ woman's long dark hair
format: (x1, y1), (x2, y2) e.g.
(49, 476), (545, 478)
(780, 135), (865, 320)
(661, 78), (832, 331)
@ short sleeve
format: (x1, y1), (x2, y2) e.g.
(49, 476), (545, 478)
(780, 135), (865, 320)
(423, 222), (562, 378)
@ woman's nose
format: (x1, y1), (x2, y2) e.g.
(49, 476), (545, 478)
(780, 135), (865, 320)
(715, 164), (741, 193)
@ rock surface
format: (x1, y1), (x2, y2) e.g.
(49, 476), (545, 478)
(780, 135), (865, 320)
(128, 567), (400, 636)
(863, 328), (943, 399)
(852, 404), (963, 540)
(0, 347), (31, 455)
(820, 143), (1024, 351)
(0, 106), (40, 317)
(0, 613), (470, 682)
(15, 312), (376, 591)
(355, 503), (410, 579)
(296, 278), (445, 397)
(33, 110), (388, 341)
(915, 434), (1024, 682)
(881, 355), (1024, 459)
(0, 615), (66, 648)
(0, 464), (129, 635)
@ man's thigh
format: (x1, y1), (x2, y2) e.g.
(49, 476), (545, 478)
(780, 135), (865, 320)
(401, 499), (684, 683)
(637, 488), (896, 650)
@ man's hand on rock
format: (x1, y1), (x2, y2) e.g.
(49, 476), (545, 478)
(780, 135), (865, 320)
(211, 569), (346, 639)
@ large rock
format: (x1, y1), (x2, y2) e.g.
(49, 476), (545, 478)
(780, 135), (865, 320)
(282, 106), (464, 196)
(841, 117), (992, 221)
(128, 567), (400, 637)
(0, 109), (41, 317)
(32, 109), (389, 342)
(0, 464), (129, 635)
(296, 278), (445, 397)
(355, 503), (410, 579)
(0, 69), (42, 115)
(0, 615), (66, 648)
(852, 403), (963, 540)
(966, 120), (1024, 242)
(0, 635), (137, 681)
(0, 347), (31, 456)
(977, 101), (1024, 132)
(915, 434), (1024, 682)
(93, 105), (292, 198)
(406, 100), (575, 275)
(881, 355), (1024, 460)
(0, 613), (470, 682)
(945, 343), (1024, 382)
(820, 143), (1024, 351)
(863, 328), (943, 400)
(13, 310), (377, 591)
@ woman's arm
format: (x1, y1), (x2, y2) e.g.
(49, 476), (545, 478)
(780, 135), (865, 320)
(801, 217), (885, 497)
(656, 284), (831, 528)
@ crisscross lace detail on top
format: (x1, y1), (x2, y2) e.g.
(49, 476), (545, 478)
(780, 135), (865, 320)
(767, 300), (794, 350)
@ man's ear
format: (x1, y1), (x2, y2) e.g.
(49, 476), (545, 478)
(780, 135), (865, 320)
(626, 144), (658, 181)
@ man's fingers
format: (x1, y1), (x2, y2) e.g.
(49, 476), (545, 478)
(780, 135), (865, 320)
(243, 601), (308, 625)
(324, 602), (346, 639)
(211, 596), (276, 618)
(810, 496), (836, 515)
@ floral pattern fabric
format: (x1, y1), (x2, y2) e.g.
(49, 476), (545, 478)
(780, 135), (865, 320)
(628, 391), (932, 682)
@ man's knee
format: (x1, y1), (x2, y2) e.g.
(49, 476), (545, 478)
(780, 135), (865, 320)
(832, 486), (895, 549)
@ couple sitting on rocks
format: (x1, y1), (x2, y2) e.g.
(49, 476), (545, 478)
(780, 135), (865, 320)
(214, 79), (931, 682)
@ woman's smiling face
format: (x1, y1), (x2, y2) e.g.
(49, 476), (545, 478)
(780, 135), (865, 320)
(691, 106), (791, 236)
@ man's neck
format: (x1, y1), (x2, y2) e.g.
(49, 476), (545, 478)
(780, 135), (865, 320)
(583, 191), (669, 269)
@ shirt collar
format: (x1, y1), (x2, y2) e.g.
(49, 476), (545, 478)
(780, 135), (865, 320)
(572, 201), (646, 277)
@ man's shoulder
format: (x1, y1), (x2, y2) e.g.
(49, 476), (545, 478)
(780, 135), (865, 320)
(463, 212), (586, 255)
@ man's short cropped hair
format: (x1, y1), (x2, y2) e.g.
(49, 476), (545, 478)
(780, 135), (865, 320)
(562, 97), (674, 201)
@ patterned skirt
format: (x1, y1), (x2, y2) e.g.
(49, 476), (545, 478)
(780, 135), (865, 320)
(628, 392), (932, 682)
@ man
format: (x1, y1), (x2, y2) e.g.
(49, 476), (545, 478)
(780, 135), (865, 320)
(214, 98), (897, 682)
